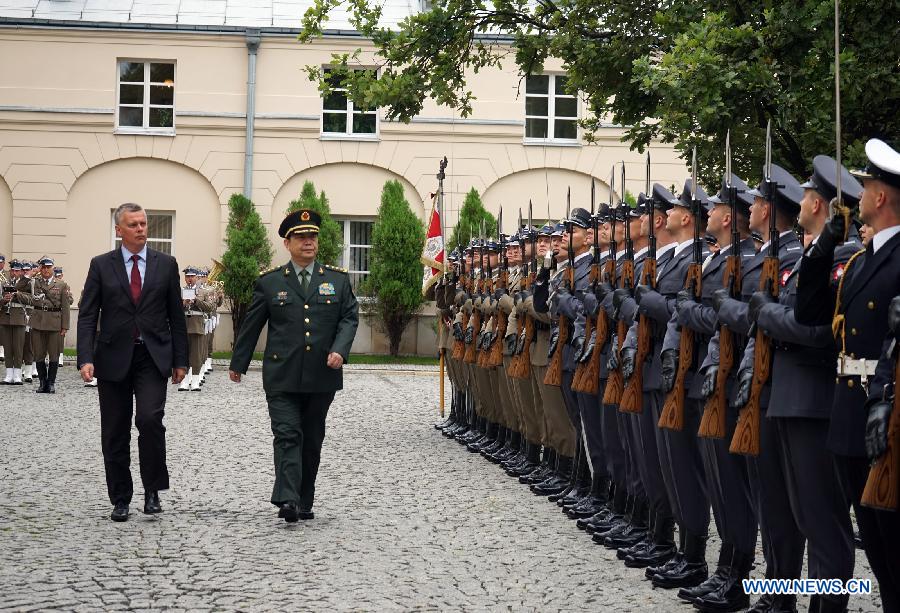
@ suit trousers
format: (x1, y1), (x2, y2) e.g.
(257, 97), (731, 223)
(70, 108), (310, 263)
(836, 455), (900, 613)
(97, 343), (170, 504)
(638, 391), (675, 539)
(661, 397), (710, 538)
(2, 324), (24, 367)
(618, 407), (645, 498)
(266, 390), (335, 509)
(774, 417), (853, 610)
(699, 401), (756, 555)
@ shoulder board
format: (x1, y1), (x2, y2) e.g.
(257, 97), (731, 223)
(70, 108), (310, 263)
(325, 264), (349, 274)
(259, 266), (281, 277)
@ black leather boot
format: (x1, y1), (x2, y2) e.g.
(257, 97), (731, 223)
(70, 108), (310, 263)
(678, 542), (733, 602)
(474, 423), (503, 453)
(652, 531), (708, 589)
(692, 548), (752, 612)
(531, 452), (572, 496)
(521, 448), (554, 484)
(591, 484), (629, 540)
(567, 474), (611, 519)
(546, 439), (584, 500)
(35, 361), (48, 393)
(46, 363), (58, 393)
(604, 495), (649, 549)
(559, 453), (591, 509)
(625, 510), (677, 568)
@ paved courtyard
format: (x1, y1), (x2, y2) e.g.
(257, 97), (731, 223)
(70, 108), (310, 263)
(0, 365), (883, 611)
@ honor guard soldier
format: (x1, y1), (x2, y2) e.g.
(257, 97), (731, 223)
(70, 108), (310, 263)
(229, 208), (359, 523)
(20, 261), (36, 382)
(795, 139), (900, 612)
(0, 253), (6, 362)
(180, 267), (215, 391)
(54, 266), (72, 367)
(1, 260), (32, 384)
(22, 257), (71, 393)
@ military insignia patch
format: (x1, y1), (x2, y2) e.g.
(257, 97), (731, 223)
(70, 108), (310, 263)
(301, 211), (310, 221)
(277, 291), (288, 300)
(318, 282), (336, 295)
(832, 263), (845, 281)
(780, 269), (791, 287)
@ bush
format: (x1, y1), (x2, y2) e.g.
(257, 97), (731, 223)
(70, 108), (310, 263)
(221, 193), (273, 342)
(447, 188), (496, 254)
(361, 180), (426, 356)
(286, 181), (342, 266)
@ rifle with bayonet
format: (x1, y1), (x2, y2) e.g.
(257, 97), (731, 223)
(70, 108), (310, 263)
(572, 185), (593, 392)
(604, 162), (632, 406)
(463, 228), (485, 364)
(659, 148), (703, 431)
(699, 132), (741, 438)
(508, 209), (527, 377)
(620, 152), (654, 413)
(488, 209), (508, 368)
(477, 221), (495, 368)
(512, 203), (537, 379)
(544, 194), (572, 388)
(452, 241), (473, 360)
(730, 122), (778, 455)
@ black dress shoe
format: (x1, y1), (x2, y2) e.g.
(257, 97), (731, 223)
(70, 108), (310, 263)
(298, 508), (314, 520)
(111, 502), (129, 522)
(143, 491), (162, 514)
(278, 502), (299, 523)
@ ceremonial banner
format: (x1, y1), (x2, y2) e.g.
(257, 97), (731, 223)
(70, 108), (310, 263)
(420, 193), (445, 295)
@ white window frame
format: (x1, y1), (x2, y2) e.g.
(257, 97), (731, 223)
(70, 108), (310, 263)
(116, 59), (176, 135)
(320, 68), (380, 141)
(337, 218), (374, 290)
(111, 210), (176, 256)
(523, 73), (580, 145)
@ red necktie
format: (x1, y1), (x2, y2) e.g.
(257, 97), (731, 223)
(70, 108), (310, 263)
(130, 254), (142, 303)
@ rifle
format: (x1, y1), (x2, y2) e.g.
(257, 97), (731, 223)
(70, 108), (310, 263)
(477, 222), (495, 368)
(544, 193), (572, 388)
(659, 148), (703, 431)
(699, 132), (741, 438)
(604, 162), (632, 406)
(862, 346), (900, 510)
(507, 209), (527, 377)
(451, 246), (472, 360)
(731, 121), (778, 455)
(572, 184), (593, 392)
(620, 153), (654, 413)
(463, 231), (484, 364)
(488, 209), (508, 367)
(512, 203), (537, 379)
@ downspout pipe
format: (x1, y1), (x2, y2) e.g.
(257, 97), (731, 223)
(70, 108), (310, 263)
(243, 29), (261, 198)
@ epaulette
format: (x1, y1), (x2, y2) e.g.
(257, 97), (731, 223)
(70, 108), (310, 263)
(259, 265), (281, 277)
(325, 264), (349, 274)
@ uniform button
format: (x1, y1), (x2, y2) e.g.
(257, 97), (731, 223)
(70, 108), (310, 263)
(868, 301), (875, 310)
(304, 304), (309, 310)
(305, 318), (310, 323)
(306, 345), (311, 351)
(835, 377), (839, 384)
(305, 331), (310, 337)
(273, 354), (278, 359)
(851, 328), (857, 335)
(847, 379), (854, 388)
(326, 299), (331, 304)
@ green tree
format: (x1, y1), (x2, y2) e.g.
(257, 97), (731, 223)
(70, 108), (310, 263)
(361, 180), (426, 356)
(221, 193), (273, 342)
(447, 188), (496, 255)
(299, 0), (899, 190)
(286, 180), (342, 266)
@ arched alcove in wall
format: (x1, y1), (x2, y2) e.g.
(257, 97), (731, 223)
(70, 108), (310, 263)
(65, 157), (223, 298)
(482, 168), (609, 232)
(0, 175), (11, 258)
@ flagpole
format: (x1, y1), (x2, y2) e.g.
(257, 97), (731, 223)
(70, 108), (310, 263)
(437, 156), (448, 417)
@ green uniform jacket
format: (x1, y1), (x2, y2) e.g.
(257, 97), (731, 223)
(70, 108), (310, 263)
(230, 260), (359, 394)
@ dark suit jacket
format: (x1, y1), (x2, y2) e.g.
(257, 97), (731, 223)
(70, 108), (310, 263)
(77, 248), (189, 381)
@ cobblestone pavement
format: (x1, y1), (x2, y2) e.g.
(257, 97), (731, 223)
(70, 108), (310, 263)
(0, 366), (883, 611)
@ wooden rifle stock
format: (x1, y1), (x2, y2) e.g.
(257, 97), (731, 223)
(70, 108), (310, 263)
(730, 256), (780, 455)
(862, 356), (900, 511)
(544, 315), (567, 386)
(604, 258), (634, 406)
(488, 310), (506, 367)
(463, 279), (482, 364)
(513, 314), (535, 379)
(659, 263), (703, 431)
(620, 258), (657, 414)
(698, 254), (741, 438)
(452, 309), (468, 360)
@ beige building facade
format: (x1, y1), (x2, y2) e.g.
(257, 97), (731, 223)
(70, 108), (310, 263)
(0, 4), (688, 354)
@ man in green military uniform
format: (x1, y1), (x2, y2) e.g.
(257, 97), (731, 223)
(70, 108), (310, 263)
(229, 208), (359, 523)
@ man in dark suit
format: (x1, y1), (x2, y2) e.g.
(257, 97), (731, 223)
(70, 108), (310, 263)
(229, 209), (358, 523)
(77, 202), (189, 522)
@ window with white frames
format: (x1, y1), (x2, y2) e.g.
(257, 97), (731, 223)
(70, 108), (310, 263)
(321, 69), (378, 137)
(112, 211), (175, 255)
(337, 219), (374, 292)
(117, 60), (175, 132)
(524, 74), (578, 142)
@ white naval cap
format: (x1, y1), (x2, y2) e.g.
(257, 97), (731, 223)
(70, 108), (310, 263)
(852, 138), (900, 189)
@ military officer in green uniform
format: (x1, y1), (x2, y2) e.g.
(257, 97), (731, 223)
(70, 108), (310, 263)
(229, 209), (359, 523)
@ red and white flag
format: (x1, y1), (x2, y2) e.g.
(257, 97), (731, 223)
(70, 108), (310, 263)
(420, 193), (445, 295)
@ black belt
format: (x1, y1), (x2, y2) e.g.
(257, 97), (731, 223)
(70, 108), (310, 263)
(41, 307), (61, 312)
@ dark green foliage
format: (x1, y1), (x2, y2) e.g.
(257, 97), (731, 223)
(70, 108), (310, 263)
(286, 181), (342, 266)
(221, 193), (273, 342)
(361, 180), (427, 356)
(299, 0), (899, 191)
(447, 188), (496, 254)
